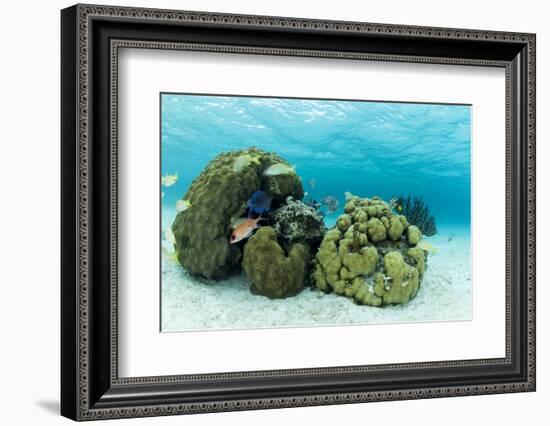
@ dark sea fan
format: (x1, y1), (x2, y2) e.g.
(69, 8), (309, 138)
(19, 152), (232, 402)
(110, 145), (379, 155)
(394, 195), (437, 236)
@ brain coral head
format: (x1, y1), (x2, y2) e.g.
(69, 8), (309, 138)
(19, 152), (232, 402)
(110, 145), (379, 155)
(172, 148), (304, 278)
(242, 226), (310, 299)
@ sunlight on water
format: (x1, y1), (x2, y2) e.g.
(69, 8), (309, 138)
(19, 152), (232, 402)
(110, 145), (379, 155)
(161, 94), (471, 226)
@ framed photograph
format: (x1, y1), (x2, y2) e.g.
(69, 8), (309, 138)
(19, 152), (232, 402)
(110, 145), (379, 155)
(61, 4), (536, 421)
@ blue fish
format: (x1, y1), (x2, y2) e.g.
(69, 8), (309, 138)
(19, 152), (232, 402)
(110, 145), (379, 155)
(247, 191), (272, 218)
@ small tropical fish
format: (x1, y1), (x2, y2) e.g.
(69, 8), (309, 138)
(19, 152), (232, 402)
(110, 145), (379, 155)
(305, 199), (322, 212)
(389, 197), (403, 213)
(162, 227), (178, 263)
(164, 227), (176, 245)
(230, 217), (266, 244)
(263, 162), (296, 177)
(247, 191), (272, 217)
(417, 240), (438, 254)
(233, 154), (260, 173)
(321, 195), (339, 214)
(161, 172), (178, 187)
(304, 191), (309, 197)
(309, 178), (316, 188)
(176, 199), (191, 212)
(161, 246), (179, 263)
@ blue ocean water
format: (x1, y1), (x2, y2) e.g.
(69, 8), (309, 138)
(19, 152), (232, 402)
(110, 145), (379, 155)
(161, 94), (471, 227)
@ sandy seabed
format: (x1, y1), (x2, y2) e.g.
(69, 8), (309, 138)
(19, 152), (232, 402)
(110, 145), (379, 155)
(161, 210), (472, 332)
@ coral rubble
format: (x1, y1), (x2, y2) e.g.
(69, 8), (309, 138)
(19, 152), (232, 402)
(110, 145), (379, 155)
(271, 196), (326, 252)
(312, 193), (428, 306)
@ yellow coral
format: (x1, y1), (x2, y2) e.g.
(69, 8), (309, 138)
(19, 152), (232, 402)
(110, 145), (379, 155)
(388, 216), (405, 241)
(407, 246), (426, 278)
(312, 193), (428, 307)
(377, 251), (420, 304)
(336, 214), (352, 232)
(406, 225), (422, 245)
(367, 218), (387, 242)
(341, 246), (378, 278)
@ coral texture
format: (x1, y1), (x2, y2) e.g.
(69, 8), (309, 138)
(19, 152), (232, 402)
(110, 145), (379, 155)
(312, 193), (428, 306)
(271, 196), (327, 252)
(242, 227), (310, 298)
(394, 195), (437, 236)
(172, 147), (304, 278)
(373, 251), (420, 304)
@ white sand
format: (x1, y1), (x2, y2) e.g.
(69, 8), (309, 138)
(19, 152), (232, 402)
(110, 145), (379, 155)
(161, 208), (471, 332)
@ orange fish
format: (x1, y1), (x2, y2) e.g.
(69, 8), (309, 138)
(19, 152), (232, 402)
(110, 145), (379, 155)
(230, 217), (265, 244)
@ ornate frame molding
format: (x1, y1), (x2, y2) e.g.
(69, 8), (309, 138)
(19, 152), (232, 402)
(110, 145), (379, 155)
(61, 4), (536, 421)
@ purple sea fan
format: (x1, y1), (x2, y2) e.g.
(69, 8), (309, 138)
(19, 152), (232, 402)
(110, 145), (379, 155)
(321, 195), (339, 214)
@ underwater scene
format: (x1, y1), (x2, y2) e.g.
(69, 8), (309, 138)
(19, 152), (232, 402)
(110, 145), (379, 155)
(161, 93), (472, 332)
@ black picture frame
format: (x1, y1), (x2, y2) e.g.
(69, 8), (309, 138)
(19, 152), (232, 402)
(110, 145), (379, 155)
(61, 4), (536, 421)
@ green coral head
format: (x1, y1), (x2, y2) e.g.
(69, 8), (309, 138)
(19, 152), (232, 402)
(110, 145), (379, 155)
(173, 147), (303, 278)
(311, 193), (426, 307)
(242, 226), (310, 299)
